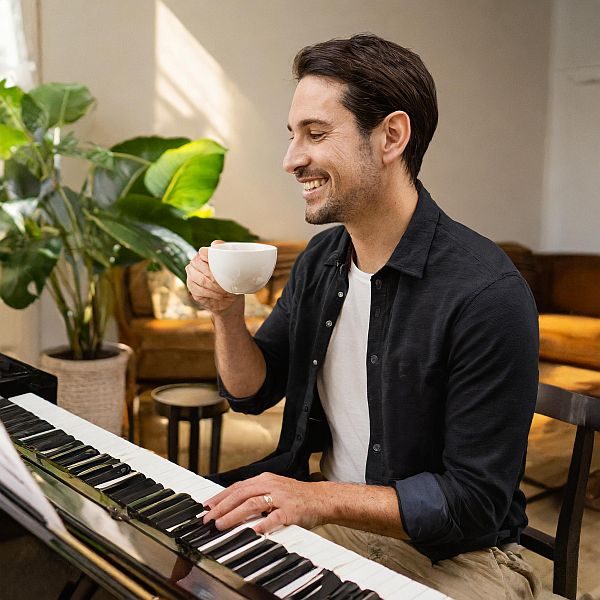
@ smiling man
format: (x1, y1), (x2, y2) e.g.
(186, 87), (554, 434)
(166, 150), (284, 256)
(186, 34), (541, 599)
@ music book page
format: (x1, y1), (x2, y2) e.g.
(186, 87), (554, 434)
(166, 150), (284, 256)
(0, 419), (67, 534)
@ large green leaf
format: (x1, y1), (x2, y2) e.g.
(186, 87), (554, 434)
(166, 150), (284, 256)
(28, 83), (94, 128)
(92, 136), (189, 207)
(114, 195), (257, 249)
(0, 231), (62, 309)
(21, 93), (48, 133)
(87, 209), (195, 282)
(2, 160), (41, 200)
(162, 153), (225, 215)
(0, 80), (24, 129)
(145, 139), (226, 202)
(0, 124), (29, 159)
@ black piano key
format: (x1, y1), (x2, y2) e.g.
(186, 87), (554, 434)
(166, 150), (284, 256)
(27, 432), (73, 451)
(51, 445), (97, 465)
(353, 591), (381, 600)
(106, 476), (156, 503)
(148, 498), (199, 526)
(148, 498), (197, 523)
(2, 412), (37, 427)
(118, 482), (164, 506)
(21, 428), (65, 446)
(286, 569), (343, 600)
(154, 502), (205, 531)
(79, 463), (115, 482)
(222, 539), (277, 569)
(253, 553), (306, 586)
(328, 581), (362, 600)
(170, 516), (205, 540)
(207, 528), (259, 560)
(189, 525), (234, 549)
(0, 397), (13, 408)
(137, 493), (191, 519)
(11, 421), (54, 439)
(68, 453), (117, 473)
(180, 519), (218, 544)
(233, 545), (289, 578)
(85, 463), (132, 487)
(0, 405), (30, 419)
(262, 557), (314, 593)
(43, 440), (84, 459)
(123, 486), (171, 509)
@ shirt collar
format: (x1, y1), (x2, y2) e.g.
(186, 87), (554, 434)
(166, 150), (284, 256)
(324, 181), (440, 279)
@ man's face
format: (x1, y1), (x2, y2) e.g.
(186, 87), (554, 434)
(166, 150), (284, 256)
(283, 75), (380, 225)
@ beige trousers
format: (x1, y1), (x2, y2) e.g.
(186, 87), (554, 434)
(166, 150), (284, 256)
(312, 523), (543, 600)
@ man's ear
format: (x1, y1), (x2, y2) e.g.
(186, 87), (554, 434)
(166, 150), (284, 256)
(379, 111), (411, 166)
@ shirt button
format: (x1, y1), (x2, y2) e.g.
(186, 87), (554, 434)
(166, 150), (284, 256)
(372, 443), (382, 453)
(375, 279), (382, 290)
(374, 307), (381, 318)
(303, 404), (309, 412)
(312, 359), (318, 366)
(337, 291), (344, 298)
(296, 434), (302, 441)
(370, 354), (379, 364)
(325, 320), (333, 328)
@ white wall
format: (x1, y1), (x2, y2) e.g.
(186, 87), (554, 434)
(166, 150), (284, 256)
(541, 0), (600, 252)
(29, 0), (553, 351)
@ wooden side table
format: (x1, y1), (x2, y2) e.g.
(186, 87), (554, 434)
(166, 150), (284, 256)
(151, 383), (229, 474)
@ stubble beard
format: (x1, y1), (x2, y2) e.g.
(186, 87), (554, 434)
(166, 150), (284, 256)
(305, 147), (380, 226)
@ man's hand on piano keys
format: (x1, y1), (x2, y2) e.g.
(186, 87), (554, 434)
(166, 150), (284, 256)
(202, 472), (409, 541)
(203, 472), (328, 533)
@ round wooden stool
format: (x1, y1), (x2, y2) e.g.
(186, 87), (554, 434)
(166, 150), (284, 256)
(151, 383), (229, 474)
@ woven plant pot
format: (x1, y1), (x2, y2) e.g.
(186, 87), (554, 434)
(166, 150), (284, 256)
(41, 342), (131, 435)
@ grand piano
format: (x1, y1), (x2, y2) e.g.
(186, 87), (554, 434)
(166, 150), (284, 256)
(0, 354), (448, 600)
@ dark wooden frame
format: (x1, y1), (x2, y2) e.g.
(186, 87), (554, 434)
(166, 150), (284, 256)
(521, 383), (600, 599)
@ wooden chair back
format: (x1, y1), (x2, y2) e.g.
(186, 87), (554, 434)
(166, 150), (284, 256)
(521, 383), (600, 599)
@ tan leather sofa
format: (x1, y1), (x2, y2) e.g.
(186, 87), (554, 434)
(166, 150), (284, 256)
(112, 241), (307, 386)
(499, 243), (600, 398)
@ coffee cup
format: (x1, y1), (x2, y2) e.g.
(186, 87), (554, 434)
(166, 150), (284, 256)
(207, 242), (278, 294)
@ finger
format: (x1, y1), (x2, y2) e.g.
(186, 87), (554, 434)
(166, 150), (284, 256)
(213, 495), (268, 530)
(253, 509), (287, 535)
(211, 239), (225, 246)
(204, 483), (267, 522)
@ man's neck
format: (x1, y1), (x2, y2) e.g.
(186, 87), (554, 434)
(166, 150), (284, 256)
(347, 180), (419, 274)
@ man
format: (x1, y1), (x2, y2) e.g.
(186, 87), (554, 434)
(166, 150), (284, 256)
(186, 34), (540, 599)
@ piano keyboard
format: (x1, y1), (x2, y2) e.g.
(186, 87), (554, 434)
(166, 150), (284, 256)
(1, 393), (449, 600)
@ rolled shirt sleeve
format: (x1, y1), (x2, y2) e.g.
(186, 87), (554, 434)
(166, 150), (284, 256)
(395, 274), (539, 557)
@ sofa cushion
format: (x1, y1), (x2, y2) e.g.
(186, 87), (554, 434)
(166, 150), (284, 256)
(131, 316), (265, 381)
(539, 360), (600, 398)
(539, 314), (600, 370)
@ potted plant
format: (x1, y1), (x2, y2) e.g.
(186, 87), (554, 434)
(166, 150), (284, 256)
(0, 80), (256, 433)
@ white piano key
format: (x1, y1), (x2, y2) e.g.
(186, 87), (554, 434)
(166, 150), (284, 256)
(9, 394), (449, 600)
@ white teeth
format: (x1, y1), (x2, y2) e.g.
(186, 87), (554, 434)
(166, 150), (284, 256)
(303, 178), (327, 191)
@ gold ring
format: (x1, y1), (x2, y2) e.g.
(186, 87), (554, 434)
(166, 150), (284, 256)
(263, 494), (274, 514)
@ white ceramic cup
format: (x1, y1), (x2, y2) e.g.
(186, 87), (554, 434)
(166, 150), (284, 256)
(207, 242), (278, 294)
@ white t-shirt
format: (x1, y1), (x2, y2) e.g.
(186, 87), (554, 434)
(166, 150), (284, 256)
(317, 258), (372, 483)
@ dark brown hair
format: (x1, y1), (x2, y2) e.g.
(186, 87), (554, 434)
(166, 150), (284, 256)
(293, 34), (438, 183)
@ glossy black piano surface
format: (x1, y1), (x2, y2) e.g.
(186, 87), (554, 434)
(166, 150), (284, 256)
(0, 353), (57, 403)
(0, 394), (385, 600)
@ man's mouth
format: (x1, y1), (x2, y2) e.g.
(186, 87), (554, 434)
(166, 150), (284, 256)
(302, 178), (328, 191)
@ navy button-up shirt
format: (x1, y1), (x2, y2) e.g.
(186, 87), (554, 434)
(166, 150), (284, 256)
(215, 182), (539, 562)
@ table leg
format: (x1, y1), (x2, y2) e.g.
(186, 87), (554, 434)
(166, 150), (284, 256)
(189, 414), (200, 474)
(210, 414), (223, 473)
(168, 407), (180, 465)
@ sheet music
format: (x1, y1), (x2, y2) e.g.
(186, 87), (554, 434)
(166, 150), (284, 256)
(0, 419), (67, 534)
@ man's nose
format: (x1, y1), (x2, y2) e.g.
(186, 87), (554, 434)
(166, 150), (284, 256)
(282, 139), (309, 174)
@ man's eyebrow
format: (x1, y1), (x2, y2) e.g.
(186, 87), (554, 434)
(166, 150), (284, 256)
(287, 119), (331, 131)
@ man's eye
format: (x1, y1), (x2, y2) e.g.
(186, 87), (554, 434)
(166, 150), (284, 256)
(310, 132), (325, 141)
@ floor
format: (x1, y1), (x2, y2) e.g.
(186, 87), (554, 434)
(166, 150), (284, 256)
(134, 391), (600, 599)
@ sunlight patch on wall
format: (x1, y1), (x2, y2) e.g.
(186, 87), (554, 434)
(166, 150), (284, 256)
(155, 0), (236, 144)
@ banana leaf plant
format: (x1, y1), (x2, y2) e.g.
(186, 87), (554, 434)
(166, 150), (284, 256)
(0, 80), (256, 359)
